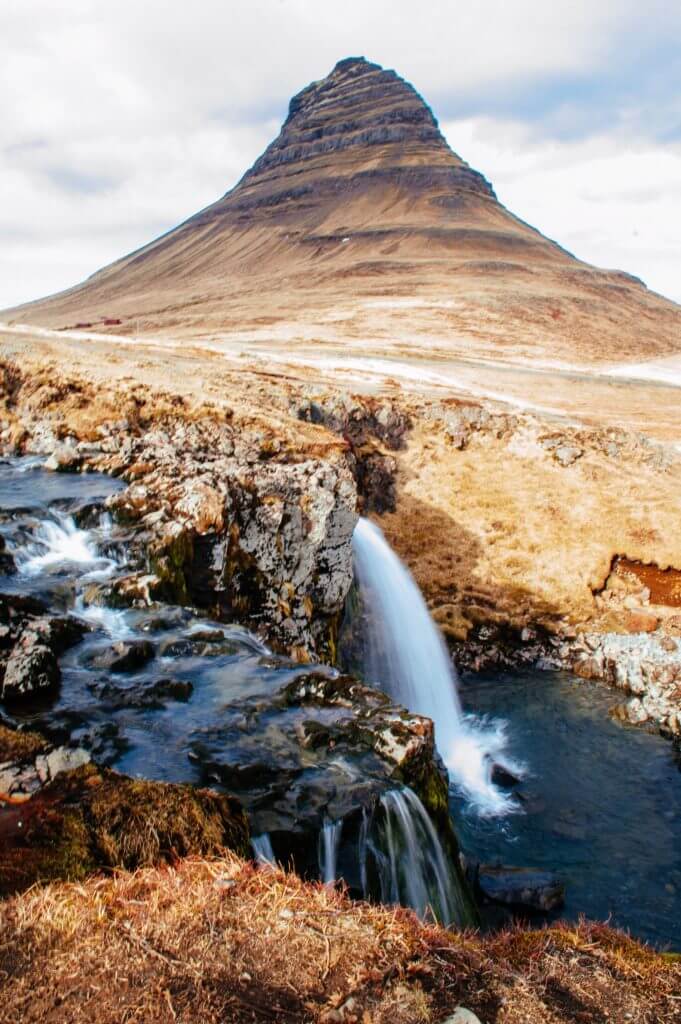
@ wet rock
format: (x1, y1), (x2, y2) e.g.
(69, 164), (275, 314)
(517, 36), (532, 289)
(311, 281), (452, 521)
(491, 763), (521, 788)
(1, 632), (60, 700)
(192, 670), (477, 923)
(0, 536), (15, 574)
(0, 597), (88, 703)
(92, 639), (155, 673)
(0, 762), (250, 895)
(476, 864), (565, 913)
(89, 676), (193, 709)
(158, 635), (238, 658)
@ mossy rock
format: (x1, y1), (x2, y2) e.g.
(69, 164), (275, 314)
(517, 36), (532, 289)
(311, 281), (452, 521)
(0, 763), (250, 895)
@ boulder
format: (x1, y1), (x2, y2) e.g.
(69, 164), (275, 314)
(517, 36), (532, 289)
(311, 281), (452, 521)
(92, 640), (155, 673)
(1, 631), (60, 700)
(88, 676), (193, 709)
(553, 444), (583, 467)
(476, 864), (565, 913)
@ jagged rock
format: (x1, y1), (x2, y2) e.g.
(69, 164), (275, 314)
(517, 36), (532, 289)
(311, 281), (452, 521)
(92, 640), (155, 673)
(1, 632), (60, 700)
(88, 676), (193, 709)
(0, 597), (88, 703)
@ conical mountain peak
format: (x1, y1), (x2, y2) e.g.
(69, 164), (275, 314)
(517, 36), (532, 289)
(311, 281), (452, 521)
(235, 57), (494, 205)
(5, 57), (680, 368)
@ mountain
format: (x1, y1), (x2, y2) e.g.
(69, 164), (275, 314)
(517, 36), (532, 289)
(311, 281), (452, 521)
(5, 56), (681, 365)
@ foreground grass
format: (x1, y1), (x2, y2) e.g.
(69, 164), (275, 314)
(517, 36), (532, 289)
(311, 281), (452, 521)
(0, 855), (678, 1024)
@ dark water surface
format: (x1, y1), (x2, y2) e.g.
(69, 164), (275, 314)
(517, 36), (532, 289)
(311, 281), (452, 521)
(454, 670), (681, 949)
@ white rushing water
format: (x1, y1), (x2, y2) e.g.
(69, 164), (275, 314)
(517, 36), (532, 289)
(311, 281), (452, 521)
(352, 517), (521, 815)
(251, 833), (276, 866)
(14, 512), (117, 579)
(360, 787), (466, 925)
(318, 818), (343, 885)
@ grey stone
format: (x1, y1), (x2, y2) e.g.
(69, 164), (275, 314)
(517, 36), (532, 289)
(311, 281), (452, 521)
(2, 633), (60, 700)
(553, 444), (583, 467)
(441, 1009), (483, 1024)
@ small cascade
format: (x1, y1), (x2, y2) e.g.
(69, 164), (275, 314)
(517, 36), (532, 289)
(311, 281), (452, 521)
(251, 833), (276, 866)
(14, 512), (117, 579)
(352, 518), (521, 815)
(318, 818), (343, 885)
(72, 596), (133, 639)
(359, 787), (467, 926)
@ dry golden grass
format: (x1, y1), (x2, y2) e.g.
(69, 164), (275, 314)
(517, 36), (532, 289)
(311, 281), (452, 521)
(0, 855), (678, 1023)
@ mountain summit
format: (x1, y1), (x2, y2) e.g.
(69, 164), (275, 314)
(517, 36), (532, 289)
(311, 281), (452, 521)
(5, 57), (680, 364)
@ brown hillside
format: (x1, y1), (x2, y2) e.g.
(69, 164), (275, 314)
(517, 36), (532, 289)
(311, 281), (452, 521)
(5, 57), (680, 366)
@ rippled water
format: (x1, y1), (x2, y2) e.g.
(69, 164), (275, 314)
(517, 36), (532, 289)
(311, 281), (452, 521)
(454, 670), (681, 949)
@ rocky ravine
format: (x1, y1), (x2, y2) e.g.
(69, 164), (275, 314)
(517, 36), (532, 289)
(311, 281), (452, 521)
(2, 347), (681, 739)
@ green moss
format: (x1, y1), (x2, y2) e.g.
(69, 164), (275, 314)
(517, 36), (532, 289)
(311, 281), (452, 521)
(149, 530), (194, 605)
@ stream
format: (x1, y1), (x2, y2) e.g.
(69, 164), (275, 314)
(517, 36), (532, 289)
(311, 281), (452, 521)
(1, 457), (681, 947)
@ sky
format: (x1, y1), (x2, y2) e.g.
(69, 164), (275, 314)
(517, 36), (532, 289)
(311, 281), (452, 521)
(1, 0), (680, 310)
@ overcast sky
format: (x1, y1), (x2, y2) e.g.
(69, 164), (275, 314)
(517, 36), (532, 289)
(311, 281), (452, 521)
(2, 0), (680, 310)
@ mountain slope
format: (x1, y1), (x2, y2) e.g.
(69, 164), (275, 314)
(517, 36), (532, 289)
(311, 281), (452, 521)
(5, 57), (681, 365)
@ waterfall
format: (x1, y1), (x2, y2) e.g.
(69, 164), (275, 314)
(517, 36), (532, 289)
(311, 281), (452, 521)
(359, 787), (468, 926)
(352, 517), (521, 815)
(14, 512), (117, 579)
(251, 833), (276, 866)
(318, 818), (343, 885)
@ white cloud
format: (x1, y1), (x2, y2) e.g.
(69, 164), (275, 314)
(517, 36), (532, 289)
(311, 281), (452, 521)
(443, 118), (681, 303)
(1, 0), (680, 308)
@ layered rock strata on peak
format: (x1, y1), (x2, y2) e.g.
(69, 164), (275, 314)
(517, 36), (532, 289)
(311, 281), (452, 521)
(231, 55), (495, 211)
(6, 57), (680, 364)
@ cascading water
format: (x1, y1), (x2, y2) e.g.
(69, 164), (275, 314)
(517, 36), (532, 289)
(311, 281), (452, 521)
(14, 511), (117, 579)
(352, 518), (522, 815)
(318, 818), (343, 885)
(359, 787), (467, 925)
(251, 833), (276, 866)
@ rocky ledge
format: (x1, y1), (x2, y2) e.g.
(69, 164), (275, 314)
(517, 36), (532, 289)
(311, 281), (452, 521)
(456, 622), (681, 739)
(1, 366), (361, 660)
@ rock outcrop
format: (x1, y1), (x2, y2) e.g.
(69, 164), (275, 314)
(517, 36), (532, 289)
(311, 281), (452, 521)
(0, 594), (88, 702)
